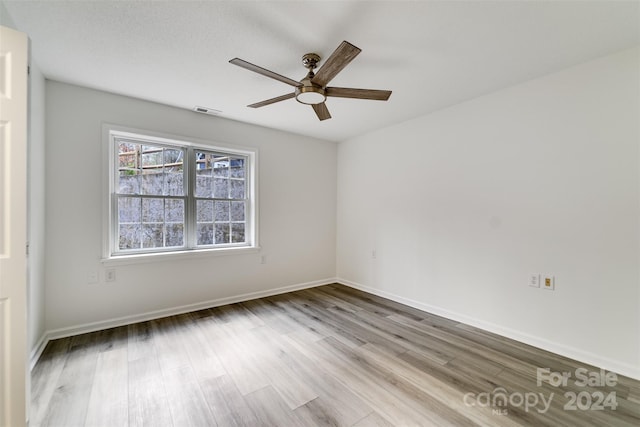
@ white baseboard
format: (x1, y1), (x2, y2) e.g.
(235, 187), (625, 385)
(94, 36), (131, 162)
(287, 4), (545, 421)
(337, 277), (640, 381)
(30, 277), (337, 369)
(29, 333), (48, 371)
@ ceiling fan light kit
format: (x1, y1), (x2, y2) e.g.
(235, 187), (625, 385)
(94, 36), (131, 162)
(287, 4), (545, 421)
(295, 86), (326, 105)
(230, 41), (392, 121)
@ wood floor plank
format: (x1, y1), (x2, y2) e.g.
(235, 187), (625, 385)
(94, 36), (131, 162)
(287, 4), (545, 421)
(274, 334), (374, 426)
(30, 339), (70, 427)
(243, 385), (308, 426)
(181, 313), (227, 380)
(249, 326), (318, 409)
(344, 341), (495, 427)
(274, 295), (366, 348)
(285, 333), (448, 426)
(84, 347), (128, 427)
(199, 374), (260, 427)
(214, 325), (272, 395)
(291, 296), (405, 356)
(150, 316), (192, 373)
(352, 411), (395, 427)
(329, 305), (454, 364)
(209, 302), (265, 331)
(317, 285), (426, 321)
(94, 325), (128, 353)
(127, 321), (154, 362)
(162, 364), (216, 427)
(39, 333), (99, 427)
(31, 284), (640, 427)
(128, 378), (174, 427)
(240, 298), (300, 334)
(388, 312), (545, 378)
(128, 357), (174, 427)
(269, 296), (338, 342)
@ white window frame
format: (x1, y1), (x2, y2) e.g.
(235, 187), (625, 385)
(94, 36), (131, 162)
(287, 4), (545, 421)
(102, 125), (258, 264)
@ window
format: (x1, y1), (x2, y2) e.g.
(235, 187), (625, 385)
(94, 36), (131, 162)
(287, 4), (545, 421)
(107, 128), (256, 257)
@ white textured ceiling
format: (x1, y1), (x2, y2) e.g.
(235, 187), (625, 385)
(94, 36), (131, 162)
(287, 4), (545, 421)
(4, 0), (639, 142)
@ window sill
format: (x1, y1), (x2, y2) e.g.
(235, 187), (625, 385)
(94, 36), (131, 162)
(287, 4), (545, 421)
(101, 246), (261, 266)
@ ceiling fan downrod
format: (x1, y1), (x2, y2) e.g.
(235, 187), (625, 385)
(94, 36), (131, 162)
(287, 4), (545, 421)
(297, 53), (325, 105)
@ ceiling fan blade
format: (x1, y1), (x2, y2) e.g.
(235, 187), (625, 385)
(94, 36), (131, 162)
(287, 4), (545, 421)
(325, 87), (392, 101)
(312, 103), (331, 121)
(230, 58), (302, 87)
(248, 92), (295, 108)
(311, 41), (361, 87)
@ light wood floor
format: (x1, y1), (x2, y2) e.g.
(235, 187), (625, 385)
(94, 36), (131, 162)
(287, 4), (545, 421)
(31, 284), (640, 426)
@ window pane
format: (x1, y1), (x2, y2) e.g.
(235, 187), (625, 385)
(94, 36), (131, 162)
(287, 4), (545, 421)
(215, 223), (230, 244)
(195, 173), (212, 197)
(214, 178), (229, 198)
(230, 158), (245, 178)
(118, 196), (141, 250)
(213, 156), (229, 177)
(197, 223), (213, 245)
(165, 199), (184, 223)
(142, 198), (164, 223)
(231, 223), (245, 243)
(164, 148), (184, 196)
(197, 200), (214, 222)
(142, 171), (163, 195)
(165, 199), (185, 248)
(230, 179), (245, 199)
(195, 152), (212, 197)
(118, 142), (141, 194)
(215, 201), (230, 221)
(119, 224), (140, 250)
(118, 142), (139, 168)
(164, 172), (183, 196)
(196, 151), (215, 172)
(230, 201), (245, 221)
(141, 145), (162, 167)
(119, 171), (141, 194)
(165, 223), (184, 247)
(142, 224), (163, 248)
(118, 196), (141, 223)
(141, 146), (164, 195)
(120, 145), (185, 197)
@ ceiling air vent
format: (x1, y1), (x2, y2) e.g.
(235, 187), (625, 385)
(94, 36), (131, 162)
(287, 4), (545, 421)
(193, 106), (222, 115)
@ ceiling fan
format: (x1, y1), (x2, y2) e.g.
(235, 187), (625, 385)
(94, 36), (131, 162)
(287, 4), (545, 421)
(229, 41), (392, 121)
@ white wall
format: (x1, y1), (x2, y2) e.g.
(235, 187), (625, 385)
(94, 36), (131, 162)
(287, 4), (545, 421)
(45, 81), (336, 333)
(337, 48), (640, 379)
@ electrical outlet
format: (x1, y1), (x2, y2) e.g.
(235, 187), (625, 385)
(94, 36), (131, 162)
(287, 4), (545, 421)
(529, 274), (540, 288)
(542, 275), (555, 290)
(371, 249), (377, 259)
(260, 255), (267, 264)
(105, 268), (116, 282)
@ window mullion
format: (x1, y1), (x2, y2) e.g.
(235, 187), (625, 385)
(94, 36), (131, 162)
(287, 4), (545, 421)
(186, 147), (196, 249)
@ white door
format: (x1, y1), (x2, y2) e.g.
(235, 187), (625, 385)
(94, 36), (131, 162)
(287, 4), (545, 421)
(0, 25), (28, 427)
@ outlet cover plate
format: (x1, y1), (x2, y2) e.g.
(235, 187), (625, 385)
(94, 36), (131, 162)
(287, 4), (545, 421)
(542, 275), (555, 290)
(529, 274), (540, 288)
